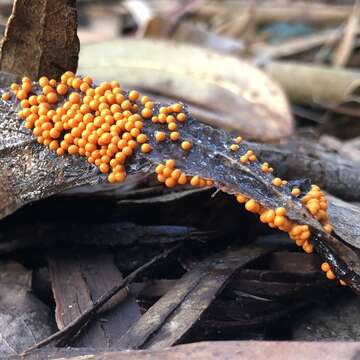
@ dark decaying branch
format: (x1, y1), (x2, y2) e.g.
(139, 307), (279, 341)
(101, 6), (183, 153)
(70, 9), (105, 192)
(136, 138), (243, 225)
(253, 139), (360, 201)
(0, 81), (360, 294)
(0, 98), (100, 220)
(0, 222), (215, 254)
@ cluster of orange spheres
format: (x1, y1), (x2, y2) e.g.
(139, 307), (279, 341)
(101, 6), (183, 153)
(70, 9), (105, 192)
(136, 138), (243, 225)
(2, 71), (194, 184)
(300, 185), (331, 231)
(232, 153), (343, 285)
(155, 159), (214, 188)
(321, 262), (346, 285)
(235, 194), (315, 253)
(229, 145), (330, 256)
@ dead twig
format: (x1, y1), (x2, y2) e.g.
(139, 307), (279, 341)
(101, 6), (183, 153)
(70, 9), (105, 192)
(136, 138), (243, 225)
(332, 0), (360, 67)
(254, 28), (345, 61)
(117, 245), (275, 350)
(21, 245), (180, 356)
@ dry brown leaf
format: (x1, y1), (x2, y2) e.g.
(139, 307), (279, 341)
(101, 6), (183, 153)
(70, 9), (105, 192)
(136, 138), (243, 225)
(0, 263), (54, 356)
(0, 0), (79, 80)
(264, 61), (360, 105)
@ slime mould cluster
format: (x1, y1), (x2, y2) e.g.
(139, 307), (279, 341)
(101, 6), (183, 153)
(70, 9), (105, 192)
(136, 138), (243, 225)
(1, 72), (344, 286)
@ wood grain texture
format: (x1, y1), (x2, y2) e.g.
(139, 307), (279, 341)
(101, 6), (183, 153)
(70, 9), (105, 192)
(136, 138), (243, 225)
(48, 251), (141, 348)
(0, 0), (79, 79)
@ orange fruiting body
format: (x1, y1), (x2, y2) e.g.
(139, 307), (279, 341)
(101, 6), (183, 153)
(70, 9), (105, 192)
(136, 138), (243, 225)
(272, 178), (282, 187)
(141, 143), (152, 153)
(170, 132), (180, 141)
(155, 131), (166, 142)
(181, 141), (192, 151)
(2, 92), (10, 101)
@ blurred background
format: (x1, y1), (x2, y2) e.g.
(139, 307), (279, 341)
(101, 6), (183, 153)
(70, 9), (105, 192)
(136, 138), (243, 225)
(2, 0), (360, 147)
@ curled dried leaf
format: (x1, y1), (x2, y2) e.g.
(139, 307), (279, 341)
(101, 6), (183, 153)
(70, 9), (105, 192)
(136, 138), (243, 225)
(79, 39), (293, 142)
